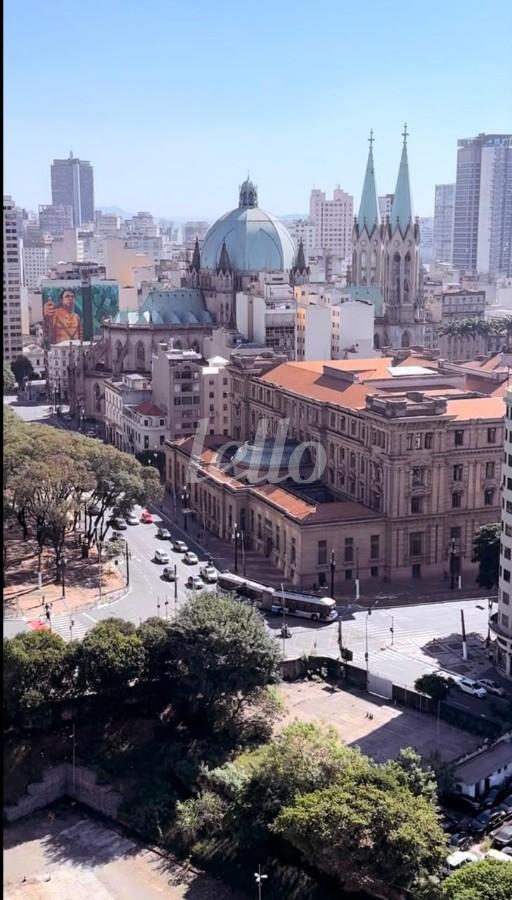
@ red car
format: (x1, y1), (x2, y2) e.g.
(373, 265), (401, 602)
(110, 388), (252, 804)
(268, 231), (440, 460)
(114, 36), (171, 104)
(140, 510), (154, 524)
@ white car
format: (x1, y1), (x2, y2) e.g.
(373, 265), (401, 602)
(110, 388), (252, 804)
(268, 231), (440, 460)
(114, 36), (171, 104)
(126, 513), (139, 525)
(186, 575), (202, 590)
(457, 678), (487, 698)
(477, 679), (505, 697)
(154, 549), (170, 564)
(184, 551), (199, 565)
(200, 565), (218, 583)
(173, 540), (188, 553)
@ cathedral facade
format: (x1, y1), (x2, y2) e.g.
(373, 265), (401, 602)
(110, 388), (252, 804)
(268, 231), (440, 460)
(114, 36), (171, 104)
(352, 128), (426, 350)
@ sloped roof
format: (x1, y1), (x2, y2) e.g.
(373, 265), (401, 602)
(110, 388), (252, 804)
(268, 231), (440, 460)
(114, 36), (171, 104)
(135, 400), (166, 416)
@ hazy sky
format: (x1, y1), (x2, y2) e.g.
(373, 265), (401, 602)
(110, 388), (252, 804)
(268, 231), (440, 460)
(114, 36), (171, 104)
(4, 0), (511, 221)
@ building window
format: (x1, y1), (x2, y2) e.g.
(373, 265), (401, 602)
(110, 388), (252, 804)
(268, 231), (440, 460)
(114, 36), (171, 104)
(291, 537), (296, 563)
(452, 492), (462, 509)
(502, 614), (510, 628)
(318, 541), (327, 565)
(370, 566), (379, 577)
(502, 591), (510, 605)
(425, 433), (433, 449)
(484, 488), (495, 506)
(344, 537), (354, 563)
(409, 533), (423, 557)
(412, 563), (421, 578)
(486, 462), (495, 479)
(487, 428), (497, 444)
(453, 465), (463, 482)
(370, 534), (379, 559)
(454, 430), (464, 447)
(411, 496), (424, 514)
(144, 435), (149, 449)
(504, 569), (511, 583)
(345, 569), (352, 580)
(450, 526), (461, 540)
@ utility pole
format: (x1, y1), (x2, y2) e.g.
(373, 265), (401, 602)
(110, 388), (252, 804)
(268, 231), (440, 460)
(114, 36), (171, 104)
(330, 550), (336, 600)
(125, 540), (130, 586)
(461, 608), (468, 660)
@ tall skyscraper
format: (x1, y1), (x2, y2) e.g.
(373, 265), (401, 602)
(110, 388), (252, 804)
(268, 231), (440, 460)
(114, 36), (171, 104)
(433, 184), (455, 263)
(452, 134), (512, 276)
(309, 186), (353, 259)
(51, 152), (95, 226)
(39, 203), (73, 236)
(3, 195), (24, 362)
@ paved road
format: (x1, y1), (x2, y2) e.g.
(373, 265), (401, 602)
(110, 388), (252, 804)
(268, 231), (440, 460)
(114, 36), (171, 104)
(5, 397), (510, 705)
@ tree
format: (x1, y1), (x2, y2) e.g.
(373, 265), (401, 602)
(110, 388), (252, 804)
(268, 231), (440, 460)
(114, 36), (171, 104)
(79, 618), (144, 696)
(100, 538), (126, 562)
(415, 673), (454, 703)
(384, 747), (438, 804)
(10, 355), (34, 386)
(3, 631), (76, 721)
(441, 858), (512, 900)
(161, 594), (281, 721)
(272, 781), (446, 897)
(472, 522), (500, 588)
(491, 315), (512, 350)
(3, 361), (15, 392)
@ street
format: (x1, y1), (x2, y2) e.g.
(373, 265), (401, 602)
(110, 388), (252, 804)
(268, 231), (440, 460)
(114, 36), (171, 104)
(4, 397), (511, 701)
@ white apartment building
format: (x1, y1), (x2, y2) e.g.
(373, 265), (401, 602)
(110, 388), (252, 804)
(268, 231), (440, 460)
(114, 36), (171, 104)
(285, 219), (316, 261)
(294, 287), (375, 360)
(47, 340), (93, 400)
(151, 343), (230, 438)
(22, 342), (45, 378)
(492, 386), (512, 678)
(309, 186), (353, 260)
(23, 244), (51, 289)
(3, 195), (24, 362)
(433, 184), (455, 264)
(104, 373), (167, 453)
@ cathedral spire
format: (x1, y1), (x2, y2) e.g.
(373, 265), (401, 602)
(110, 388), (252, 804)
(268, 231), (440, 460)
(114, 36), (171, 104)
(357, 130), (379, 233)
(390, 124), (413, 233)
(217, 240), (232, 275)
(189, 236), (201, 273)
(295, 239), (307, 274)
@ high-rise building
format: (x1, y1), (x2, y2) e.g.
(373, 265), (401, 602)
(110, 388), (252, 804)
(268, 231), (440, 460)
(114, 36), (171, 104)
(50, 153), (94, 226)
(378, 194), (394, 222)
(419, 216), (434, 264)
(452, 134), (512, 276)
(492, 385), (512, 678)
(23, 242), (51, 289)
(309, 186), (353, 259)
(3, 195), (24, 361)
(39, 203), (74, 236)
(433, 184), (455, 263)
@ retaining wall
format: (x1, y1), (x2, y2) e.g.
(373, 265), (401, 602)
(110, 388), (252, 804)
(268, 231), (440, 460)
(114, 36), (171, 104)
(4, 763), (122, 823)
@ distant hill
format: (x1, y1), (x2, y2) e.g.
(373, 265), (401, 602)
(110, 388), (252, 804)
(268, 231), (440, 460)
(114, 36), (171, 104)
(279, 213), (308, 221)
(96, 206), (133, 218)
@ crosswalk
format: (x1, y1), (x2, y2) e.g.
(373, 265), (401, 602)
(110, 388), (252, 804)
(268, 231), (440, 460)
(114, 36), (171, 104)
(45, 613), (96, 642)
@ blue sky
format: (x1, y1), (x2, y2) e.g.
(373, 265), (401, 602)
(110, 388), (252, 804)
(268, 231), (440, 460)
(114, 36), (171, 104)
(4, 0), (511, 220)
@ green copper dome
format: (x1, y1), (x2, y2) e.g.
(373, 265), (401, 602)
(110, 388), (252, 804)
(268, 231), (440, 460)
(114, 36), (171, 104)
(201, 179), (296, 273)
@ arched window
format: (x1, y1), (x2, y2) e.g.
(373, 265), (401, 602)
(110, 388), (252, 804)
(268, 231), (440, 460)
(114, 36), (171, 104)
(94, 382), (102, 412)
(374, 333), (380, 349)
(135, 341), (145, 368)
(401, 330), (411, 349)
(392, 253), (401, 302)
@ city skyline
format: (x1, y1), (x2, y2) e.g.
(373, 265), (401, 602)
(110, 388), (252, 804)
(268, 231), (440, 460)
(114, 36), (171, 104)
(5, 0), (512, 219)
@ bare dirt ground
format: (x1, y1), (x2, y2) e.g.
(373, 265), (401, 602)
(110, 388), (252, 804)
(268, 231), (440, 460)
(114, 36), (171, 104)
(277, 681), (482, 763)
(4, 806), (246, 900)
(4, 528), (125, 620)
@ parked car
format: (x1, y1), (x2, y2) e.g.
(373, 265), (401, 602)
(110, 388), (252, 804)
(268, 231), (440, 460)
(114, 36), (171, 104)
(186, 575), (202, 590)
(483, 787), (502, 808)
(444, 794), (482, 816)
(154, 549), (170, 564)
(499, 795), (512, 815)
(502, 846), (512, 857)
(184, 551), (199, 565)
(173, 540), (188, 553)
(456, 678), (487, 698)
(110, 517), (127, 530)
(162, 566), (176, 582)
(141, 510), (154, 524)
(126, 512), (139, 525)
(477, 679), (505, 697)
(449, 832), (472, 850)
(444, 850), (479, 872)
(156, 527), (171, 540)
(200, 565), (218, 583)
(470, 809), (505, 836)
(492, 821), (512, 848)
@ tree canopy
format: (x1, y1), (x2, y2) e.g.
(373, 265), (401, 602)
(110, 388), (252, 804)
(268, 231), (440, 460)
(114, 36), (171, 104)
(472, 522), (500, 588)
(441, 858), (512, 900)
(3, 361), (16, 392)
(10, 355), (35, 386)
(415, 673), (454, 703)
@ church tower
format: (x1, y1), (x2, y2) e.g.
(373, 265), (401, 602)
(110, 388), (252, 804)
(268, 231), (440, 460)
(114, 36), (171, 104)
(382, 125), (424, 348)
(352, 131), (383, 287)
(189, 236), (201, 287)
(290, 239), (310, 286)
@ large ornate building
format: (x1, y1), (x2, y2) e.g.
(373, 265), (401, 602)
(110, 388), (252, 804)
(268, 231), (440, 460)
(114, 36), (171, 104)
(352, 128), (426, 351)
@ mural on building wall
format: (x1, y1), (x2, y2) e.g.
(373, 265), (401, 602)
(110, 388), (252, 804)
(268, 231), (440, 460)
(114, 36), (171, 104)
(42, 280), (119, 347)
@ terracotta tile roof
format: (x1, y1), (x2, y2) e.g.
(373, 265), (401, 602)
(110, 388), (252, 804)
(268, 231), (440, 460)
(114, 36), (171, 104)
(135, 400), (166, 416)
(445, 396), (505, 421)
(464, 376), (509, 397)
(252, 483), (379, 524)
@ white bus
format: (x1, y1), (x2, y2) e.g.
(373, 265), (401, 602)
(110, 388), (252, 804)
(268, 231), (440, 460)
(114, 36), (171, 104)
(266, 590), (337, 622)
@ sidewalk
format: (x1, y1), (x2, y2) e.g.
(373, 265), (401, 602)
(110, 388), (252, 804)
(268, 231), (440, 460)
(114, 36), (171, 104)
(155, 495), (494, 606)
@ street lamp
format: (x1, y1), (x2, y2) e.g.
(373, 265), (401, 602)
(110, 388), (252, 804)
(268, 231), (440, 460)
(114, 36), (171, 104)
(61, 555), (66, 598)
(355, 545), (360, 601)
(254, 866), (268, 900)
(330, 550), (336, 600)
(181, 484), (190, 531)
(232, 523), (241, 574)
(449, 538), (456, 590)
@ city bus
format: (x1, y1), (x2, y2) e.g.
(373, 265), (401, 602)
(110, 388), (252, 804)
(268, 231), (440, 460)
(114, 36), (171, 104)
(217, 571), (271, 602)
(263, 589), (337, 622)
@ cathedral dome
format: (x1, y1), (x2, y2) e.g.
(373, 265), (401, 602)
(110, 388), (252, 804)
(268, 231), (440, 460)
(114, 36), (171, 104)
(201, 178), (296, 273)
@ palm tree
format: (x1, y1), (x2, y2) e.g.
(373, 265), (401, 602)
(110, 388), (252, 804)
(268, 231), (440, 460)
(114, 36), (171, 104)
(491, 316), (512, 350)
